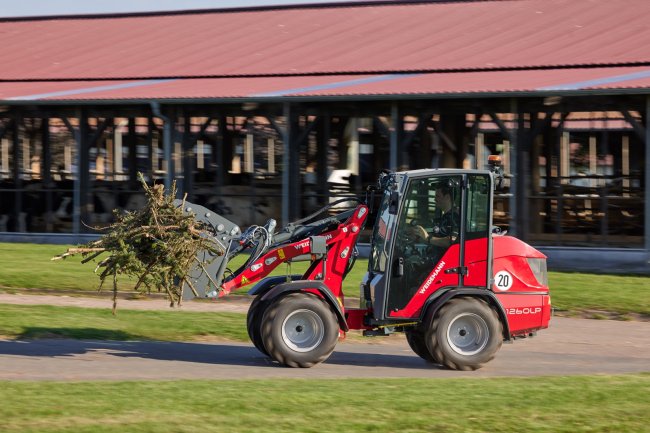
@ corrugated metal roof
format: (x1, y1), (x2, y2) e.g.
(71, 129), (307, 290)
(3, 66), (650, 102)
(0, 0), (648, 81)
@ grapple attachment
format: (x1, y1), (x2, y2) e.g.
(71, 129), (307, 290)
(173, 199), (241, 300)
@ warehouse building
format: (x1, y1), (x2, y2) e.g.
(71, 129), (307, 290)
(0, 0), (648, 271)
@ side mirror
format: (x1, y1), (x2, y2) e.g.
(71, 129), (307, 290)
(389, 191), (399, 215)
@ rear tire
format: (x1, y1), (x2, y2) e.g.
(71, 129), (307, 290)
(246, 295), (270, 356)
(426, 297), (503, 371)
(260, 292), (339, 368)
(405, 329), (436, 363)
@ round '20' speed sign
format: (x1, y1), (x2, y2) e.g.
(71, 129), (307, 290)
(494, 270), (513, 291)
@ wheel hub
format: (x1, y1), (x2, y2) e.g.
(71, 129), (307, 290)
(281, 309), (325, 353)
(446, 312), (489, 356)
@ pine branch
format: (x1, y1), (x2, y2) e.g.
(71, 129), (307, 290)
(53, 173), (225, 309)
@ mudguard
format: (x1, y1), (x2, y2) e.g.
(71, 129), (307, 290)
(260, 280), (349, 331)
(421, 288), (510, 340)
(247, 275), (303, 296)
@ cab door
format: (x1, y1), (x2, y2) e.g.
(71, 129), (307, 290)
(461, 174), (493, 288)
(385, 175), (462, 317)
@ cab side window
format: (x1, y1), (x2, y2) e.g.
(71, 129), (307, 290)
(465, 174), (490, 239)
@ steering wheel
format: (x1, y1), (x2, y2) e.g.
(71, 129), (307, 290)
(404, 219), (429, 244)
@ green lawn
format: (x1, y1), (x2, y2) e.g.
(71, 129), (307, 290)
(1, 375), (649, 433)
(0, 304), (248, 341)
(0, 242), (312, 293)
(549, 272), (650, 317)
(1, 243), (649, 317)
(0, 242), (138, 292)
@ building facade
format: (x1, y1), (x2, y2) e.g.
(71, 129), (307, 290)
(1, 1), (648, 272)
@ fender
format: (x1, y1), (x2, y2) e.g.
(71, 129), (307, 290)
(247, 275), (303, 296)
(260, 280), (348, 332)
(421, 288), (511, 341)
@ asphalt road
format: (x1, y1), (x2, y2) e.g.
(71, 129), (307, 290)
(1, 317), (648, 380)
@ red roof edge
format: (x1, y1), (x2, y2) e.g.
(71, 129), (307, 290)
(3, 62), (650, 84)
(0, 0), (512, 23)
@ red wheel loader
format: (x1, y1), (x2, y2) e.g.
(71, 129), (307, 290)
(181, 158), (551, 370)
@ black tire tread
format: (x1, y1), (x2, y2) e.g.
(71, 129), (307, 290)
(246, 295), (269, 356)
(260, 292), (338, 368)
(427, 297), (503, 371)
(405, 329), (436, 363)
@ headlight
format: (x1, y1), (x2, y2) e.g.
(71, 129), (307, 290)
(527, 258), (548, 287)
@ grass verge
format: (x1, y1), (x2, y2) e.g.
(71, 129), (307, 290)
(0, 242), (308, 294)
(548, 272), (650, 318)
(0, 304), (248, 342)
(1, 243), (649, 317)
(1, 375), (649, 433)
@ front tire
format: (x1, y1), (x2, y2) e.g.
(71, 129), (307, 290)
(426, 297), (503, 371)
(260, 292), (339, 368)
(405, 329), (436, 363)
(246, 295), (270, 356)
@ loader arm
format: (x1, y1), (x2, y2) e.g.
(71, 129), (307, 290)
(218, 204), (369, 298)
(180, 197), (369, 301)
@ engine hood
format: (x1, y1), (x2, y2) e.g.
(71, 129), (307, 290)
(493, 235), (547, 260)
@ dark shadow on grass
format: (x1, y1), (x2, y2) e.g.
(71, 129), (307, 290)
(16, 327), (144, 341)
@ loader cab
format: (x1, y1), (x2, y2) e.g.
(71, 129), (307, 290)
(366, 169), (494, 321)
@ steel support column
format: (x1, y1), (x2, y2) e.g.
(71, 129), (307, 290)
(147, 117), (154, 180)
(12, 112), (21, 232)
(555, 113), (565, 243)
(42, 118), (53, 232)
(643, 96), (650, 253)
(182, 113), (193, 200)
(389, 101), (402, 170)
(281, 103), (301, 225)
(515, 109), (531, 242)
(127, 118), (137, 189)
(69, 113), (80, 234)
(150, 103), (174, 191)
(79, 112), (91, 233)
(281, 105), (290, 225)
(216, 115), (227, 194)
(316, 113), (330, 207)
(508, 99), (519, 237)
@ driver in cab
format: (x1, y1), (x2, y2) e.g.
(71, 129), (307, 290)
(407, 185), (459, 249)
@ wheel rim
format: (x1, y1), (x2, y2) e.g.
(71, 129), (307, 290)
(446, 313), (489, 356)
(281, 309), (325, 353)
